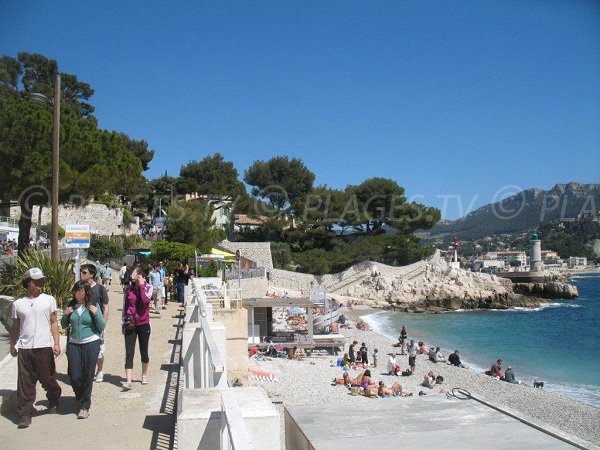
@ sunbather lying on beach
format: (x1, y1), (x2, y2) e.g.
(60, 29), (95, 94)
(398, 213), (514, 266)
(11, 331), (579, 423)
(377, 380), (404, 397)
(333, 372), (359, 385)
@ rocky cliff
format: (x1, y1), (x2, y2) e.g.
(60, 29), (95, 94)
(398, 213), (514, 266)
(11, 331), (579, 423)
(340, 258), (577, 312)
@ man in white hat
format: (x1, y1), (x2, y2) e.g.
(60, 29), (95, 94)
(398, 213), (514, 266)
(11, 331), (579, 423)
(10, 268), (62, 429)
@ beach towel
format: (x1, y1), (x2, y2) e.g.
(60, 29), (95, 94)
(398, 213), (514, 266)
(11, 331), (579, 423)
(250, 370), (279, 383)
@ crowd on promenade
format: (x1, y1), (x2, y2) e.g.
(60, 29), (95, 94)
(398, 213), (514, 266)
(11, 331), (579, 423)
(8, 259), (192, 429)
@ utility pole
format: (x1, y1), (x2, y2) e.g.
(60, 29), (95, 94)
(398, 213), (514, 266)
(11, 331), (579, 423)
(51, 74), (61, 263)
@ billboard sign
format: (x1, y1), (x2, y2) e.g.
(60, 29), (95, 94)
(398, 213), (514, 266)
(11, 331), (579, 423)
(65, 224), (91, 248)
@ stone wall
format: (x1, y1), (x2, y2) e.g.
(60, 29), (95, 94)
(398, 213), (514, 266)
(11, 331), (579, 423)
(218, 241), (273, 270)
(10, 203), (139, 237)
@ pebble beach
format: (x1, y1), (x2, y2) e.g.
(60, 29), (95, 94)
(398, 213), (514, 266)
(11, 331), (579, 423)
(250, 306), (600, 447)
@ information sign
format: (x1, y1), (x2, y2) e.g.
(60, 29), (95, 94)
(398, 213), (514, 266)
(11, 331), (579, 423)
(65, 224), (91, 248)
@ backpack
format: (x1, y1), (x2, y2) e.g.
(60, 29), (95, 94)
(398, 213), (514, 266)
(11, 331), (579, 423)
(401, 369), (412, 376)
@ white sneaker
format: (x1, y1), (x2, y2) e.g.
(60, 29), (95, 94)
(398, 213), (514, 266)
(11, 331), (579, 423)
(141, 375), (148, 385)
(95, 372), (103, 382)
(122, 382), (133, 391)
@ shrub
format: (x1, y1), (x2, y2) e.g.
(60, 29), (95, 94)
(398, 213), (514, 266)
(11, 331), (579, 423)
(0, 250), (74, 309)
(88, 237), (125, 261)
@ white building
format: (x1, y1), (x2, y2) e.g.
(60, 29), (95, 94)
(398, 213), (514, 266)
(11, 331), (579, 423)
(568, 256), (587, 268)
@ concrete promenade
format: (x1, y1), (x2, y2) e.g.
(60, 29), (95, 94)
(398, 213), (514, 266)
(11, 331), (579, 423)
(0, 278), (181, 450)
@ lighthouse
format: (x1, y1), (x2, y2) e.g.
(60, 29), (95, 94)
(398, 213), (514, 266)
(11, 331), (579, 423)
(529, 231), (543, 272)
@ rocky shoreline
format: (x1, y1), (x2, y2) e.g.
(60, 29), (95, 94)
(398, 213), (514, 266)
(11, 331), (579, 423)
(335, 258), (578, 312)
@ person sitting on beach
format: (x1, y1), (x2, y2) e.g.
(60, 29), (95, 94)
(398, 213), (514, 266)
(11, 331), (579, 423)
(357, 369), (377, 393)
(287, 346), (302, 360)
(418, 341), (432, 355)
(422, 370), (436, 388)
(342, 353), (351, 368)
(503, 366), (517, 384)
(377, 380), (404, 397)
(337, 314), (346, 325)
(356, 319), (369, 331)
(448, 350), (465, 368)
(487, 359), (502, 376)
(387, 353), (401, 375)
(429, 347), (446, 363)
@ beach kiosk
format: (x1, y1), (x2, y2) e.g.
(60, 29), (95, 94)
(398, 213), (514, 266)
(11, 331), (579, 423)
(244, 297), (314, 346)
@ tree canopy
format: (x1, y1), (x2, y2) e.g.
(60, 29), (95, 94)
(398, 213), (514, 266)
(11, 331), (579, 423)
(244, 156), (315, 211)
(177, 153), (246, 198)
(0, 51), (154, 251)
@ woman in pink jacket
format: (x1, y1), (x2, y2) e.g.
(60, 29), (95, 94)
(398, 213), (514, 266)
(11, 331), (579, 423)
(121, 265), (152, 391)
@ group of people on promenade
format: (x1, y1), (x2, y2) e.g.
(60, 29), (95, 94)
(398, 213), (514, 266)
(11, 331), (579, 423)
(9, 261), (190, 429)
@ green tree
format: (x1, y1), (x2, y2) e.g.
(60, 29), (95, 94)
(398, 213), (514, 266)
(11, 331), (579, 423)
(165, 200), (226, 252)
(150, 241), (196, 265)
(177, 153), (246, 198)
(347, 178), (440, 234)
(0, 94), (145, 253)
(244, 156), (315, 211)
(17, 52), (95, 117)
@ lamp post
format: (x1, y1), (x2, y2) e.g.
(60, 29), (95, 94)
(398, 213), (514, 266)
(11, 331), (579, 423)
(51, 75), (61, 263)
(30, 74), (61, 263)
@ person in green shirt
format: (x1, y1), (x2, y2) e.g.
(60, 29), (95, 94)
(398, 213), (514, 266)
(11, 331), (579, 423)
(61, 280), (105, 419)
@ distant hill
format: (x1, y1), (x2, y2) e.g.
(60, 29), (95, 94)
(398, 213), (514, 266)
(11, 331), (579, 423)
(427, 182), (600, 241)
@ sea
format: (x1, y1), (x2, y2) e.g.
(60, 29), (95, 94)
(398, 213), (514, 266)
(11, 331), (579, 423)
(363, 273), (600, 408)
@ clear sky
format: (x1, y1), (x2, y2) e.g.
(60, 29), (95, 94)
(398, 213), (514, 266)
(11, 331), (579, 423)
(2, 1), (599, 219)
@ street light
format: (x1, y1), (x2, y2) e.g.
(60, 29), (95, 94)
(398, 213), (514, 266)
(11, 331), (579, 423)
(30, 74), (61, 263)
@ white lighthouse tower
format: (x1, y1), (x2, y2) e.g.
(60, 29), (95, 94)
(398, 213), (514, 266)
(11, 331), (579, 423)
(529, 231), (543, 273)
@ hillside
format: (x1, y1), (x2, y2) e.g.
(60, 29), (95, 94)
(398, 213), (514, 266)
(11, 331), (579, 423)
(427, 182), (600, 240)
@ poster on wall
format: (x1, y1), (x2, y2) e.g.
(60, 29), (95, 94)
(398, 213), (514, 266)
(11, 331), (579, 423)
(272, 307), (308, 333)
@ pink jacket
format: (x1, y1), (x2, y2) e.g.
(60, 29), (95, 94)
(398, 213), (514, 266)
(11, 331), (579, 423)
(123, 283), (152, 326)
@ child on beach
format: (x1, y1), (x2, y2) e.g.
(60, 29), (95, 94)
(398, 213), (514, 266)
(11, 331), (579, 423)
(372, 349), (378, 368)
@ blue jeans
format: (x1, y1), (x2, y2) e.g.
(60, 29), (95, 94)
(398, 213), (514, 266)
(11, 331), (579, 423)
(67, 339), (101, 410)
(176, 283), (186, 302)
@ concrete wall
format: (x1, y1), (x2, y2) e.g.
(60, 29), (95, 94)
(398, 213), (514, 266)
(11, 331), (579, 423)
(212, 307), (249, 385)
(177, 387), (280, 450)
(230, 276), (269, 298)
(10, 203), (139, 237)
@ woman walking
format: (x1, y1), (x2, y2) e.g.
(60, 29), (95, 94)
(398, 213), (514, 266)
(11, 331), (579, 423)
(122, 265), (152, 390)
(61, 281), (105, 419)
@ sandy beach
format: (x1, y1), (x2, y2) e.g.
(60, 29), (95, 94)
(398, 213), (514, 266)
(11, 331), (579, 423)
(249, 306), (600, 447)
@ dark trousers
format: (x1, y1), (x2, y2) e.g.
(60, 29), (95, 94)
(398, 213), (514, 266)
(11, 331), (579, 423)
(17, 347), (62, 417)
(124, 323), (151, 369)
(67, 339), (101, 410)
(176, 283), (185, 302)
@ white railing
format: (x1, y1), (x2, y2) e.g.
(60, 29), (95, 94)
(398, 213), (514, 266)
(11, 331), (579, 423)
(181, 282), (226, 389)
(177, 278), (259, 450)
(220, 392), (254, 450)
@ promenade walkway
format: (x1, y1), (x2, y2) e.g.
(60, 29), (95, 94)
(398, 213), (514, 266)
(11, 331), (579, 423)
(0, 278), (181, 450)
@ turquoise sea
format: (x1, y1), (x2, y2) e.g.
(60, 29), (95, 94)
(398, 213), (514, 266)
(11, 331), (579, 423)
(364, 273), (600, 407)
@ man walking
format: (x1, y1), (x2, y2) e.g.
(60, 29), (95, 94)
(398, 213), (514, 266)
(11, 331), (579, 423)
(79, 264), (109, 382)
(101, 263), (112, 289)
(10, 268), (62, 428)
(149, 264), (163, 313)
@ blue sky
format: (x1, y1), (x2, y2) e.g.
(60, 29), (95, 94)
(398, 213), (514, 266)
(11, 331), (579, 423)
(2, 1), (599, 219)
